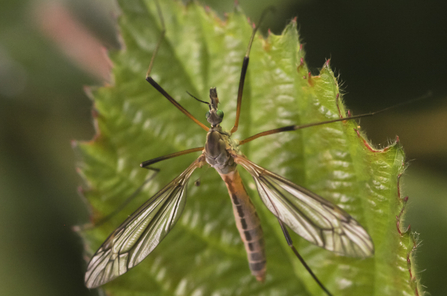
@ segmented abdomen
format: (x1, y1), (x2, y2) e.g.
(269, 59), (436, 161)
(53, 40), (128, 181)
(219, 169), (266, 282)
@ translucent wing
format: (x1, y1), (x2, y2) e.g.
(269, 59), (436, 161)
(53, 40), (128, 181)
(85, 158), (203, 288)
(235, 156), (374, 258)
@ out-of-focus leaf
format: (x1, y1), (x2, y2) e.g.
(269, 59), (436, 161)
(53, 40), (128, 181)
(75, 0), (422, 295)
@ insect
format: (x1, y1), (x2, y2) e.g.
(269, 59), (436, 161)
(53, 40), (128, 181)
(84, 2), (381, 295)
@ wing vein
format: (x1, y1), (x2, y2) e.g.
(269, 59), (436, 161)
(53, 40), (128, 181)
(234, 156), (374, 258)
(84, 157), (203, 288)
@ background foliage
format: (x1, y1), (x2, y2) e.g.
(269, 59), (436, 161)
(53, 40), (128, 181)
(0, 0), (446, 295)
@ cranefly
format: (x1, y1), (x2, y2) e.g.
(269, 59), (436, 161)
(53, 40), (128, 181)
(83, 2), (383, 295)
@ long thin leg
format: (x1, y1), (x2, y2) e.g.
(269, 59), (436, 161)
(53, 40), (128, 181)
(145, 0), (208, 132)
(145, 0), (165, 79)
(240, 112), (371, 145)
(239, 91), (431, 145)
(230, 7), (274, 134)
(140, 146), (204, 168)
(277, 218), (333, 296)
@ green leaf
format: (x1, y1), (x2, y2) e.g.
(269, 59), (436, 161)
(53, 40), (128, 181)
(75, 0), (422, 295)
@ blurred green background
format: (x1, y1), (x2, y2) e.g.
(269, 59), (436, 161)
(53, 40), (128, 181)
(1, 0), (445, 295)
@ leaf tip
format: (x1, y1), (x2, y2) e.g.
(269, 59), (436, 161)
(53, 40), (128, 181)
(296, 57), (305, 73)
(72, 224), (82, 233)
(307, 72), (315, 86)
(83, 85), (93, 99)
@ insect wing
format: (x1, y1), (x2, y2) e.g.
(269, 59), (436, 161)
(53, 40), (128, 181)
(85, 158), (202, 288)
(235, 156), (374, 258)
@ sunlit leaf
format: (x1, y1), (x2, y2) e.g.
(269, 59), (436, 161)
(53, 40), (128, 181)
(75, 0), (422, 295)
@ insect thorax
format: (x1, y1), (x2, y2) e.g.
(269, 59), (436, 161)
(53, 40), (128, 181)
(204, 126), (240, 174)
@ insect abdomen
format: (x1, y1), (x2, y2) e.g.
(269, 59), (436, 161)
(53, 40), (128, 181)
(220, 170), (266, 282)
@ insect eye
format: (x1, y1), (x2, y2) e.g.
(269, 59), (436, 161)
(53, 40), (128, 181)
(206, 111), (210, 118)
(217, 109), (224, 119)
